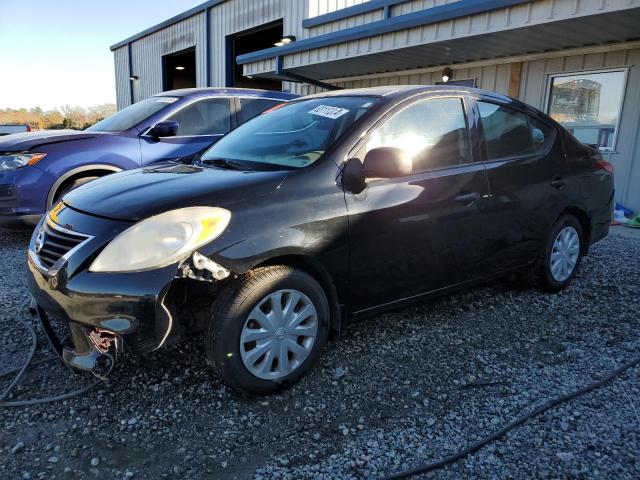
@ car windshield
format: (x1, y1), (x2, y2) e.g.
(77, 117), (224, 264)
(200, 96), (379, 169)
(86, 97), (178, 132)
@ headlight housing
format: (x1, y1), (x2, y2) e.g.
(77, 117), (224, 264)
(0, 152), (47, 170)
(89, 207), (231, 273)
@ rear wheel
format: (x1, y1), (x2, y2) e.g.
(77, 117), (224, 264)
(529, 214), (583, 292)
(205, 266), (330, 395)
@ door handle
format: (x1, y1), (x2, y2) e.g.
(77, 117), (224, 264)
(454, 191), (481, 204)
(551, 177), (568, 188)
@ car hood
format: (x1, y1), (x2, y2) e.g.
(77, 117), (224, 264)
(63, 163), (288, 221)
(0, 129), (101, 151)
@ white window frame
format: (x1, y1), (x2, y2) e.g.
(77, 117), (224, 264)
(543, 67), (629, 153)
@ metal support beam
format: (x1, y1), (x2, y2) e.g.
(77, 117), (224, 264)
(204, 7), (211, 87)
(127, 43), (134, 106)
(274, 56), (342, 91)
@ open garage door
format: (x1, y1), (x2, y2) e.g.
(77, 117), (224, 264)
(163, 47), (196, 91)
(227, 20), (283, 91)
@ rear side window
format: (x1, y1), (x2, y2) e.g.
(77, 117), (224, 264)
(238, 98), (283, 124)
(167, 98), (231, 136)
(529, 116), (556, 154)
(478, 101), (532, 159)
(366, 97), (471, 173)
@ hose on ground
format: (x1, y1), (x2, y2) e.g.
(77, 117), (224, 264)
(384, 356), (640, 479)
(0, 319), (103, 408)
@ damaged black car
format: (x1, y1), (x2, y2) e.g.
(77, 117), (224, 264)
(27, 86), (614, 395)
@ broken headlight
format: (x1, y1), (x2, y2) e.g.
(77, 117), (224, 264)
(89, 207), (231, 273)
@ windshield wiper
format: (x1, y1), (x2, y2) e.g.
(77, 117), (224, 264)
(200, 158), (254, 171)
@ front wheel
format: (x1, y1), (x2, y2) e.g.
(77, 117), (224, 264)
(529, 214), (584, 292)
(205, 266), (330, 395)
(51, 176), (99, 207)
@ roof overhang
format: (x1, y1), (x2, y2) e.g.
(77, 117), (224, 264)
(239, 1), (640, 83)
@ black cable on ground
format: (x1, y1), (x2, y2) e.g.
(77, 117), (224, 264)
(384, 356), (640, 479)
(0, 319), (103, 408)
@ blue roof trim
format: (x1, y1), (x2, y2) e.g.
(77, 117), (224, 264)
(302, 0), (406, 29)
(110, 0), (228, 51)
(237, 0), (531, 65)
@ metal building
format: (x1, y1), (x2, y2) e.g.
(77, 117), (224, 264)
(111, 0), (640, 211)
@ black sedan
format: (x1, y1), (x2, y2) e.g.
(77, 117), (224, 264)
(27, 86), (614, 395)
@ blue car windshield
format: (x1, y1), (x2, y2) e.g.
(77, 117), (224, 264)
(200, 96), (379, 169)
(86, 97), (178, 132)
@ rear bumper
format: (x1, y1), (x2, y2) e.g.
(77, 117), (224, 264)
(589, 189), (615, 246)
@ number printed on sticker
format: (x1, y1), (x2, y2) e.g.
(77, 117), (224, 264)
(308, 105), (350, 120)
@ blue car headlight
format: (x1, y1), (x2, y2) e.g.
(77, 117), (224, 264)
(0, 152), (47, 171)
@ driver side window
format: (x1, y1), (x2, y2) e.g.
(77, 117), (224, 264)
(166, 98), (231, 136)
(366, 97), (471, 173)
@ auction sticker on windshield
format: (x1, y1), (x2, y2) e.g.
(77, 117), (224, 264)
(308, 105), (349, 120)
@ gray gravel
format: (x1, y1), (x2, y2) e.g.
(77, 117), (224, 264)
(1, 226), (639, 479)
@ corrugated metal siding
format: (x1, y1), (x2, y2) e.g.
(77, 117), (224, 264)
(129, 13), (206, 103)
(390, 0), (462, 16)
(305, 1), (383, 38)
(519, 48), (640, 210)
(265, 0), (640, 72)
(291, 60), (511, 96)
(206, 0), (381, 86)
(207, 0), (284, 88)
(113, 47), (130, 110)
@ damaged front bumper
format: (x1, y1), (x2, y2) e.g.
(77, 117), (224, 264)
(26, 208), (230, 378)
(28, 251), (180, 376)
(36, 305), (121, 378)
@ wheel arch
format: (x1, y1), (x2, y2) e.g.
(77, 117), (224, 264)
(252, 254), (344, 337)
(557, 206), (592, 253)
(46, 164), (122, 209)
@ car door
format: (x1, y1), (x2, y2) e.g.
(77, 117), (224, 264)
(472, 97), (570, 273)
(140, 97), (233, 165)
(344, 95), (492, 311)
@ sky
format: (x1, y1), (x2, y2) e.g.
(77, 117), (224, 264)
(0, 0), (204, 110)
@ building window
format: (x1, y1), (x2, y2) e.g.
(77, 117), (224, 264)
(546, 70), (627, 152)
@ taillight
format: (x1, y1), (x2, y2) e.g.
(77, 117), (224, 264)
(26, 125), (32, 132)
(596, 158), (614, 174)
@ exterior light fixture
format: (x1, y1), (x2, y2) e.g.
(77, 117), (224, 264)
(274, 35), (296, 47)
(129, 75), (139, 81)
(441, 67), (453, 83)
(175, 66), (185, 71)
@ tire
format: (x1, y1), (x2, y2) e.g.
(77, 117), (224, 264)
(51, 176), (99, 207)
(529, 214), (584, 292)
(205, 266), (330, 395)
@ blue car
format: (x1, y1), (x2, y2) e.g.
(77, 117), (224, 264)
(0, 88), (296, 227)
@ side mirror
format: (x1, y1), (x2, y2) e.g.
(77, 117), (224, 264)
(362, 147), (412, 179)
(147, 120), (179, 138)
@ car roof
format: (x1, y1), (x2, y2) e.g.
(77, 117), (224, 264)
(303, 85), (527, 107)
(153, 87), (298, 100)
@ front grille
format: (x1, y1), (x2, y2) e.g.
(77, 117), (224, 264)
(36, 220), (89, 270)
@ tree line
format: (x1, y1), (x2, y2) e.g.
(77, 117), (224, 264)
(0, 104), (117, 130)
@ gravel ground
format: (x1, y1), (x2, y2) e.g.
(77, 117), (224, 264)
(1, 226), (639, 479)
